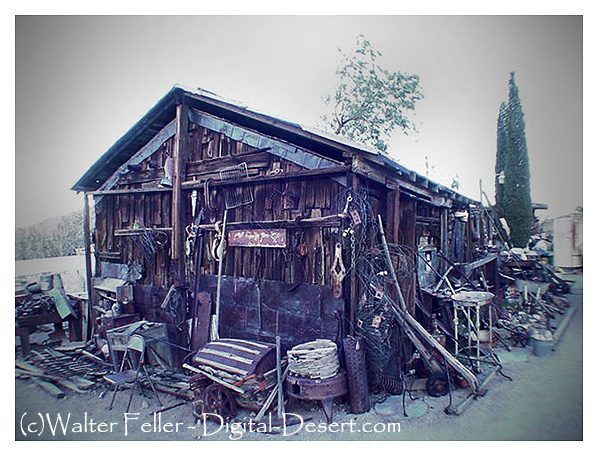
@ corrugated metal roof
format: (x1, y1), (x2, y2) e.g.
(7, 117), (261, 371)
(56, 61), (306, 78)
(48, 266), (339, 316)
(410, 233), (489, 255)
(72, 85), (476, 205)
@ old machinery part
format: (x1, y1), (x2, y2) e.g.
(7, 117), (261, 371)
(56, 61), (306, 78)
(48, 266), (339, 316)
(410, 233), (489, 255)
(511, 325), (530, 348)
(426, 372), (450, 398)
(286, 371), (348, 401)
(202, 384), (237, 421)
(286, 371), (348, 424)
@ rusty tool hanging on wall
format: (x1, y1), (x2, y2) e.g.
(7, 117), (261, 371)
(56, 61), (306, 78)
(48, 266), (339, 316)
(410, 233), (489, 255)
(330, 242), (346, 298)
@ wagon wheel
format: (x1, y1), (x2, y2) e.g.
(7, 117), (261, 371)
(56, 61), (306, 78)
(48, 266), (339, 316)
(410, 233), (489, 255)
(426, 372), (450, 397)
(511, 326), (530, 348)
(203, 384), (237, 420)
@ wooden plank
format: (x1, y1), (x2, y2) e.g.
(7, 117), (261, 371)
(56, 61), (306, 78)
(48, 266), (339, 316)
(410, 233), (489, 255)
(186, 151), (271, 176)
(314, 180), (327, 209)
(256, 365), (290, 421)
(118, 168), (163, 186)
(191, 292), (212, 351)
(283, 181), (300, 210)
(181, 166), (349, 190)
(106, 197), (114, 252)
(121, 194), (130, 225)
(83, 193), (94, 341)
(197, 214), (344, 231)
(353, 156), (452, 207)
(181, 363), (244, 394)
(98, 119), (177, 193)
(298, 180), (308, 215)
(31, 378), (66, 399)
(441, 207), (448, 259)
(463, 253), (498, 275)
(253, 183), (266, 220)
(17, 366), (94, 393)
(47, 288), (75, 320)
(115, 228), (172, 236)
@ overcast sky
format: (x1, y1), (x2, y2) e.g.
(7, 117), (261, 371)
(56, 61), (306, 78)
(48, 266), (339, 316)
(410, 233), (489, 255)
(15, 15), (583, 227)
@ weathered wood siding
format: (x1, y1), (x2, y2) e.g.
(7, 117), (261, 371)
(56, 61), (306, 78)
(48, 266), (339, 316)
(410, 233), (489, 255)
(94, 121), (346, 289)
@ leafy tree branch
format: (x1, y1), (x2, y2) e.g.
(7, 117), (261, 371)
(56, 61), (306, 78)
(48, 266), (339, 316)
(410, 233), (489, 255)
(322, 35), (423, 153)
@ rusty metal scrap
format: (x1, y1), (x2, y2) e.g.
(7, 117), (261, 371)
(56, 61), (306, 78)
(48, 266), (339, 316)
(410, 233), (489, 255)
(286, 371), (348, 401)
(16, 295), (56, 317)
(28, 348), (110, 379)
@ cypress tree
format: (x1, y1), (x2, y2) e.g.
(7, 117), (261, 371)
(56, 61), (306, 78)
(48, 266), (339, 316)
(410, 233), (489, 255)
(495, 72), (533, 247)
(495, 101), (508, 212)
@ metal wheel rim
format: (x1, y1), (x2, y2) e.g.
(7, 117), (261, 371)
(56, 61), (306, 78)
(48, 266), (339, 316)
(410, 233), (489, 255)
(203, 384), (236, 419)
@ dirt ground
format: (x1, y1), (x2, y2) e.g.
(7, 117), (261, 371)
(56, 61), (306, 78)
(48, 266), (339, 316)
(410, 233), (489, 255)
(14, 275), (583, 442)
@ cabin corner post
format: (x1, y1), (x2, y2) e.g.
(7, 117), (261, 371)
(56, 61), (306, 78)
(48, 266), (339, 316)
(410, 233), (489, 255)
(171, 102), (190, 282)
(83, 192), (94, 341)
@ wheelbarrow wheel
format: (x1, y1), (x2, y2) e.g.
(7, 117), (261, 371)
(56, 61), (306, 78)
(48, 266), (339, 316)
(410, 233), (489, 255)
(203, 384), (237, 420)
(426, 372), (450, 397)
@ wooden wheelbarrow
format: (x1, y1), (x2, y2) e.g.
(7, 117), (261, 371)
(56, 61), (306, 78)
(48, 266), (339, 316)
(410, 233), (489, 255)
(183, 338), (278, 420)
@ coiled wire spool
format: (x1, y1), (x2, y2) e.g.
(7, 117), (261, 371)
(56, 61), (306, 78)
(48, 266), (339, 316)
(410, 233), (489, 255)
(287, 339), (340, 379)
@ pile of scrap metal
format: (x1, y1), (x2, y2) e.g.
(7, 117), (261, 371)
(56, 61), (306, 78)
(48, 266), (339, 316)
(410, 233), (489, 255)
(16, 295), (56, 318)
(15, 274), (76, 320)
(15, 274), (80, 357)
(15, 345), (109, 398)
(351, 212), (498, 414)
(15, 341), (197, 405)
(494, 247), (574, 351)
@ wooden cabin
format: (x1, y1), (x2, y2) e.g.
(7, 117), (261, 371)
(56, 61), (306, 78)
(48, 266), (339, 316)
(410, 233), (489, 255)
(73, 86), (496, 380)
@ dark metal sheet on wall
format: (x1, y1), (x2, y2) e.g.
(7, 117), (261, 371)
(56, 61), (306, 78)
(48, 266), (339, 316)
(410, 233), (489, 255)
(197, 275), (344, 351)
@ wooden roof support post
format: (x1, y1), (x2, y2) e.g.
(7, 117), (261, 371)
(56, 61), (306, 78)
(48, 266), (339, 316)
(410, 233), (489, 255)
(441, 207), (449, 266)
(385, 185), (400, 245)
(83, 192), (94, 341)
(171, 102), (189, 282)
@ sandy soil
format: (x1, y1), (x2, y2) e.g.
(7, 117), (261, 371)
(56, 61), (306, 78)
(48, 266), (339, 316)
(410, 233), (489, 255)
(14, 275), (583, 442)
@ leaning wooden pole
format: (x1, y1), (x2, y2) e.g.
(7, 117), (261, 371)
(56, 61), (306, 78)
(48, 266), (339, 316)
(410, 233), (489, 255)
(377, 215), (479, 392)
(377, 215), (408, 312)
(83, 192), (94, 342)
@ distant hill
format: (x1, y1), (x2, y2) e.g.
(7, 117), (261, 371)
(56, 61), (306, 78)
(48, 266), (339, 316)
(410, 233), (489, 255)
(15, 210), (85, 260)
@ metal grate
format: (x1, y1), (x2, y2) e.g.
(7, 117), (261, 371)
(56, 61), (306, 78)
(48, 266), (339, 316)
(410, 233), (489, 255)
(219, 162), (254, 209)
